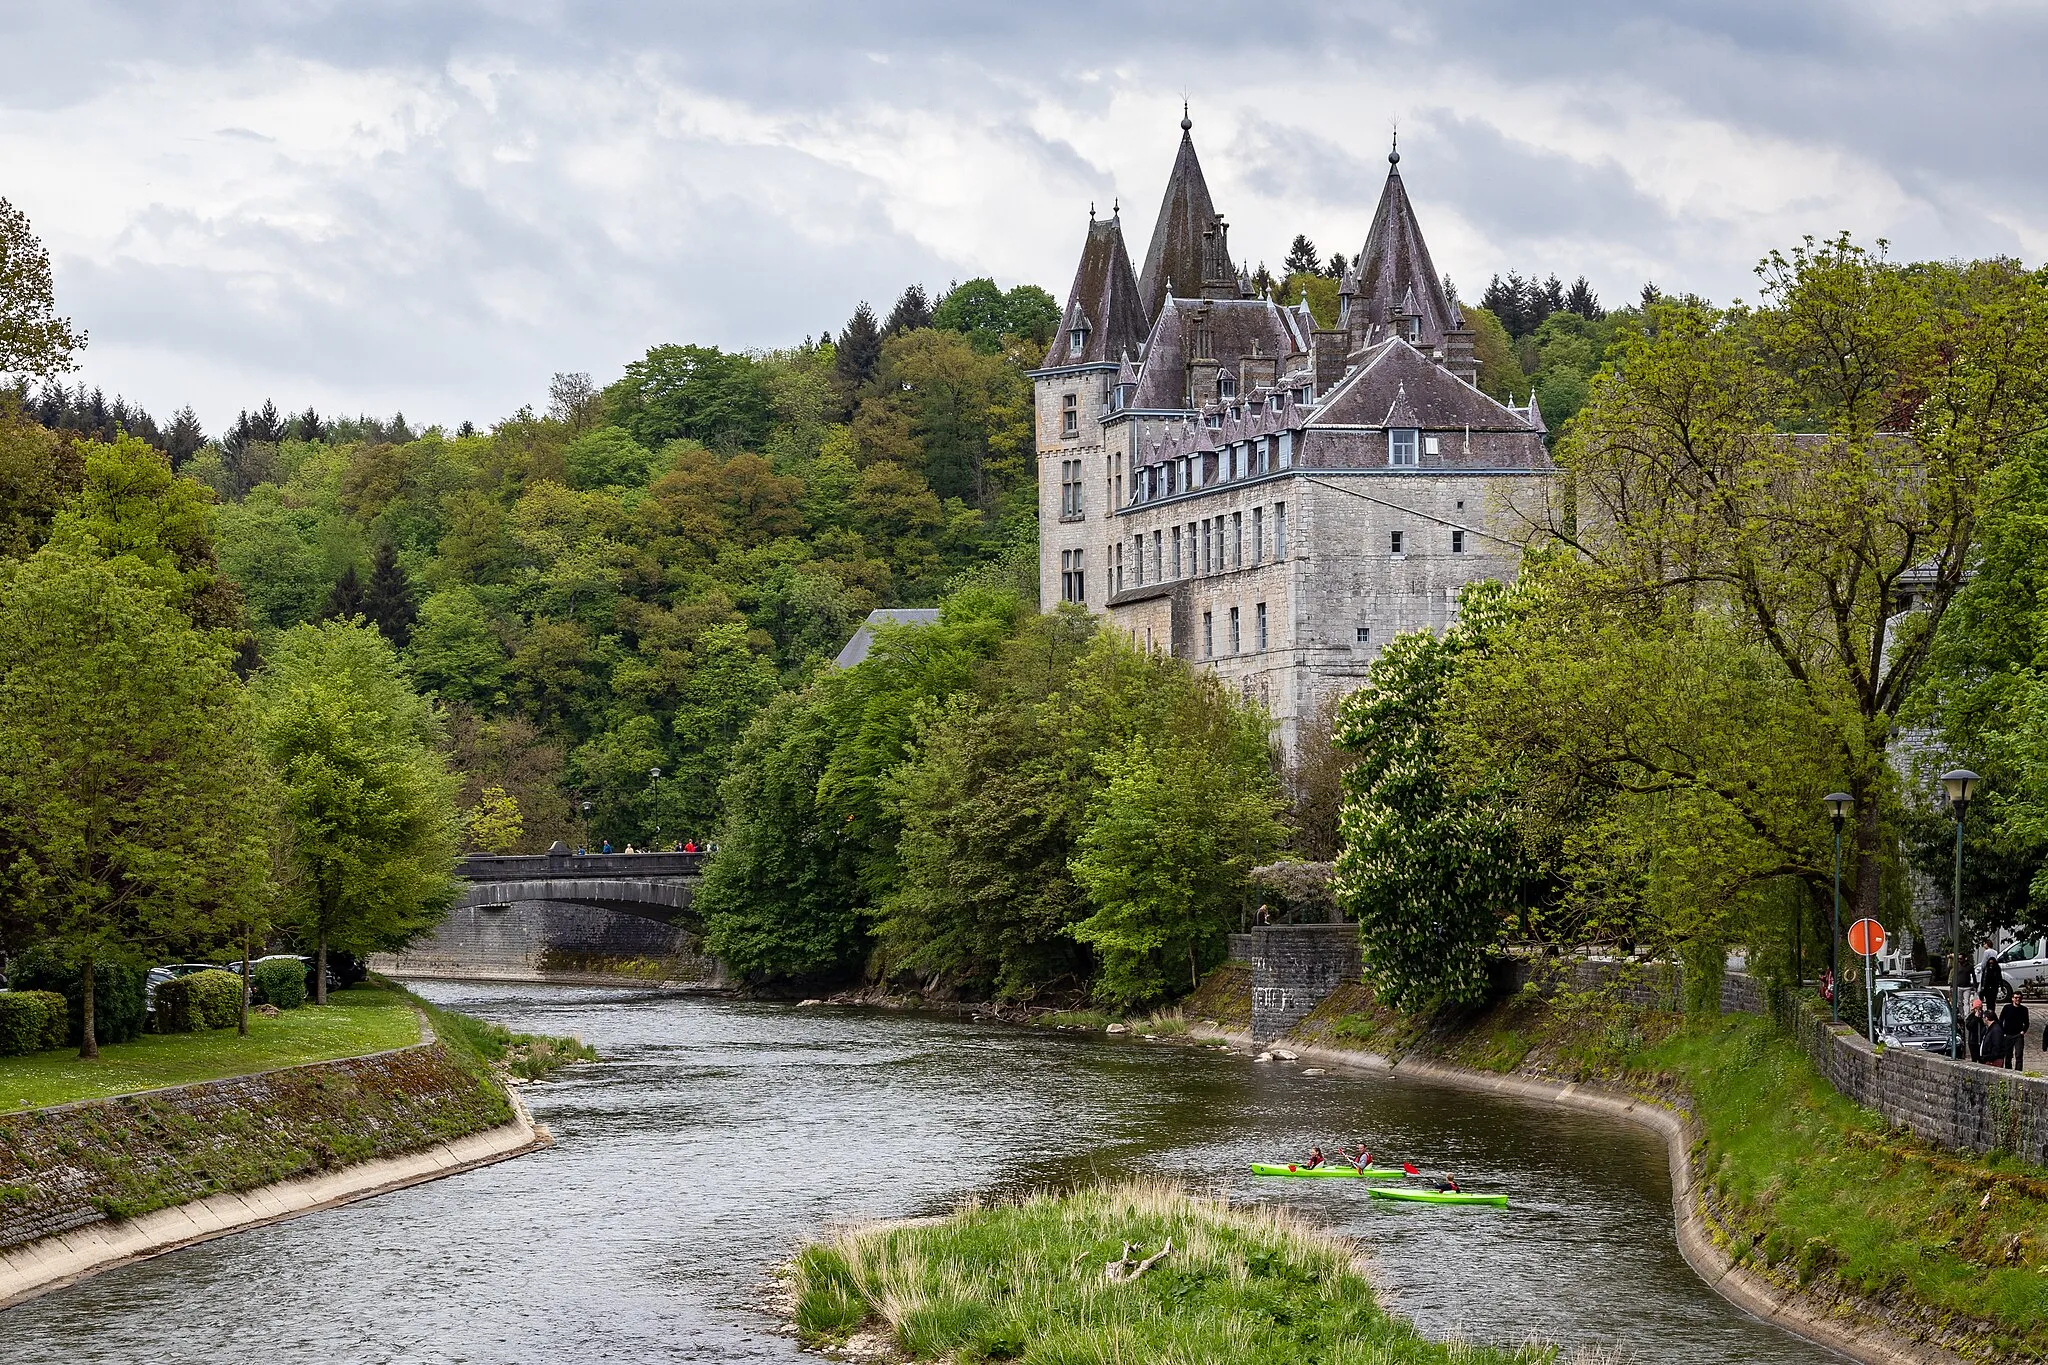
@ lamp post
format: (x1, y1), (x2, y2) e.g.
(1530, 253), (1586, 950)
(1939, 769), (1981, 1061)
(1824, 793), (1853, 1022)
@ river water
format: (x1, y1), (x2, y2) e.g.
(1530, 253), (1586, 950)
(2, 983), (1840, 1363)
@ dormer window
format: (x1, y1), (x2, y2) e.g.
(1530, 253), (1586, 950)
(1403, 317), (1420, 343)
(1219, 375), (1236, 399)
(1069, 325), (1088, 357)
(1389, 428), (1419, 466)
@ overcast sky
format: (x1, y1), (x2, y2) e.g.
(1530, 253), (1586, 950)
(5, 0), (2045, 434)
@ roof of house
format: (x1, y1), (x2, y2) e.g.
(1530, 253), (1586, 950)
(1346, 150), (1464, 352)
(1128, 297), (1310, 410)
(833, 609), (943, 669)
(1042, 213), (1151, 370)
(1136, 111), (1223, 326)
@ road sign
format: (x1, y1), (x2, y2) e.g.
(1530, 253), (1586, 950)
(1848, 919), (1887, 956)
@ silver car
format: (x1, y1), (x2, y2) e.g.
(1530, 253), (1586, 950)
(1995, 938), (2048, 991)
(1878, 989), (1957, 1054)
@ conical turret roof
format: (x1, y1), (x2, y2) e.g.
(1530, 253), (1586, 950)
(1044, 211), (1150, 369)
(1137, 109), (1222, 326)
(1351, 148), (1462, 351)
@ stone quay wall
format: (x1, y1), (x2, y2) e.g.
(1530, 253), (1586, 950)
(0, 1040), (511, 1254)
(1249, 924), (1360, 1041)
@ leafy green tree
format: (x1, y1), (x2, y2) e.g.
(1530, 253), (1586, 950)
(407, 585), (511, 708)
(1071, 733), (1287, 1007)
(464, 785), (524, 854)
(0, 549), (273, 1055)
(1335, 583), (1532, 1011)
(215, 490), (330, 629)
(563, 425), (655, 490)
(0, 197), (86, 379)
(933, 279), (1060, 352)
(252, 619), (461, 1001)
(0, 404), (82, 560)
(1462, 307), (1528, 403)
(607, 344), (773, 452)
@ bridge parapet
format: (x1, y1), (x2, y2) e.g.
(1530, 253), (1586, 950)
(457, 850), (704, 881)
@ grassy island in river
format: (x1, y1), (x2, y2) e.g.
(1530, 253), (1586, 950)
(789, 1181), (1556, 1364)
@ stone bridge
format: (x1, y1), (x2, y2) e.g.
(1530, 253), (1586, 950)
(377, 846), (718, 986)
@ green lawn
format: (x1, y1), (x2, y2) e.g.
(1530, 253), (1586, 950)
(791, 1182), (1555, 1364)
(0, 985), (421, 1110)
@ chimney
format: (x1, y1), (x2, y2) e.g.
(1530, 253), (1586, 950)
(1442, 325), (1478, 387)
(1240, 341), (1278, 391)
(1312, 327), (1348, 391)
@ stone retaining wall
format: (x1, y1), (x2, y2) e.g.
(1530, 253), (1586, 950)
(378, 900), (722, 984)
(1249, 924), (1360, 1040)
(0, 1040), (511, 1253)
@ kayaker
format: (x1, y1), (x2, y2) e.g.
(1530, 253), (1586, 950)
(1432, 1173), (1462, 1193)
(1351, 1146), (1373, 1173)
(1304, 1145), (1326, 1169)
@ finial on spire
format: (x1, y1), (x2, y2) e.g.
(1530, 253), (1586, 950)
(1181, 100), (1192, 133)
(1389, 126), (1400, 167)
(1090, 201), (1096, 220)
(1112, 197), (1119, 215)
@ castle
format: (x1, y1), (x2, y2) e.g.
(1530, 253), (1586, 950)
(1032, 112), (1553, 752)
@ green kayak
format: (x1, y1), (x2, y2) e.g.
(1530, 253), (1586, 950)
(1367, 1186), (1508, 1207)
(1250, 1162), (1403, 1179)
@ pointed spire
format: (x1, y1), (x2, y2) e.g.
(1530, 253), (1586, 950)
(1349, 148), (1459, 354)
(1044, 210), (1149, 370)
(1137, 109), (1222, 324)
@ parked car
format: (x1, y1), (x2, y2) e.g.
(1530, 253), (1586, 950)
(1877, 989), (1957, 1054)
(1995, 937), (2048, 991)
(144, 962), (232, 1013)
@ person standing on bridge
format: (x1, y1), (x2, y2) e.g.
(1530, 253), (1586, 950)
(684, 838), (698, 854)
(601, 839), (613, 854)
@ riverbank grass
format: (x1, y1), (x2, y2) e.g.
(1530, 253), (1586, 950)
(0, 983), (420, 1109)
(791, 1181), (1555, 1364)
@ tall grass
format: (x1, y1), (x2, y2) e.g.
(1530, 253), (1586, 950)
(790, 1181), (1555, 1364)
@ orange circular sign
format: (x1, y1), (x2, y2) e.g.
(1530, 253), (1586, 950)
(1848, 918), (1887, 956)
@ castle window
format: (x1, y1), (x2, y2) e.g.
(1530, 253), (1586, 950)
(1060, 549), (1085, 603)
(1255, 602), (1268, 651)
(1171, 525), (1183, 577)
(1404, 317), (1420, 342)
(1134, 534), (1145, 585)
(1275, 502), (1288, 559)
(1277, 431), (1294, 468)
(1203, 611), (1214, 658)
(1069, 325), (1087, 357)
(1220, 375), (1236, 399)
(1390, 529), (1404, 556)
(1425, 435), (1441, 456)
(1252, 507), (1264, 565)
(1389, 429), (1419, 466)
(1114, 541), (1124, 593)
(1356, 625), (1371, 645)
(1059, 459), (1084, 520)
(1062, 393), (1079, 437)
(1233, 511), (1244, 570)
(1229, 605), (1241, 654)
(1452, 528), (1466, 554)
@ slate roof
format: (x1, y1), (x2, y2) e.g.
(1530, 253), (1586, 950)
(1042, 213), (1151, 370)
(833, 609), (942, 669)
(1136, 112), (1221, 325)
(1347, 151), (1463, 352)
(1127, 297), (1311, 411)
(1314, 339), (1542, 436)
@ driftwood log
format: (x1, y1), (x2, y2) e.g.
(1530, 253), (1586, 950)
(1102, 1238), (1173, 1283)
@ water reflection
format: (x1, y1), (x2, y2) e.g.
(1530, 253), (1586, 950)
(0, 984), (1840, 1363)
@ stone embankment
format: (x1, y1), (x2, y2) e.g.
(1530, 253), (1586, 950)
(0, 1018), (545, 1308)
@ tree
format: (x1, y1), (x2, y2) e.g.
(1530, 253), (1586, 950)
(289, 407), (326, 442)
(1335, 583), (1533, 1011)
(835, 303), (884, 395)
(0, 405), (82, 560)
(0, 549), (273, 1055)
(606, 344), (773, 452)
(252, 619), (461, 1002)
(0, 197), (86, 379)
(1325, 252), (1348, 279)
(165, 407), (205, 468)
(932, 280), (1059, 352)
(548, 371), (602, 431)
(406, 586), (511, 708)
(1564, 276), (1603, 320)
(324, 564), (366, 621)
(464, 785), (523, 854)
(1544, 242), (2048, 938)
(1284, 235), (1321, 277)
(563, 425), (654, 490)
(364, 540), (417, 648)
(1463, 307), (1528, 403)
(884, 285), (933, 337)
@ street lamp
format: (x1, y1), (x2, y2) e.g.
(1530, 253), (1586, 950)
(1824, 792), (1853, 1024)
(1940, 769), (1981, 1061)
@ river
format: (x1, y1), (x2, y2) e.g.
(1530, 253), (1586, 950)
(0, 983), (1840, 1363)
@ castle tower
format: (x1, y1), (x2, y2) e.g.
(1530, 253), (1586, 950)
(1034, 205), (1148, 612)
(1346, 143), (1477, 383)
(1136, 107), (1224, 324)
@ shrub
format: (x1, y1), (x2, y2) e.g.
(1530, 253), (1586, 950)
(188, 970), (245, 1030)
(154, 975), (201, 1033)
(252, 959), (307, 1010)
(10, 945), (148, 1046)
(0, 991), (68, 1055)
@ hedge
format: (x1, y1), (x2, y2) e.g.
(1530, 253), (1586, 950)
(188, 971), (245, 1030)
(154, 975), (202, 1033)
(9, 947), (147, 1046)
(252, 959), (307, 1010)
(0, 991), (69, 1056)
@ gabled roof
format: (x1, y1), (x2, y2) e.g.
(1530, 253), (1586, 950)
(1349, 149), (1463, 351)
(833, 609), (942, 669)
(1043, 212), (1151, 369)
(1136, 111), (1221, 325)
(1315, 339), (1541, 436)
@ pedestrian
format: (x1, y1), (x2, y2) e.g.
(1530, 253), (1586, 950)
(2001, 996), (2031, 1071)
(601, 838), (613, 854)
(684, 838), (698, 854)
(1982, 1006), (2010, 1069)
(1966, 996), (1987, 1063)
(1980, 945), (2007, 1007)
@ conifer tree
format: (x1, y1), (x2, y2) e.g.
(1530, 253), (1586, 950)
(1283, 235), (1320, 277)
(1564, 276), (1603, 320)
(884, 285), (933, 337)
(364, 541), (417, 649)
(165, 406), (205, 468)
(1325, 252), (1348, 279)
(324, 564), (366, 622)
(290, 406), (325, 442)
(835, 302), (882, 393)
